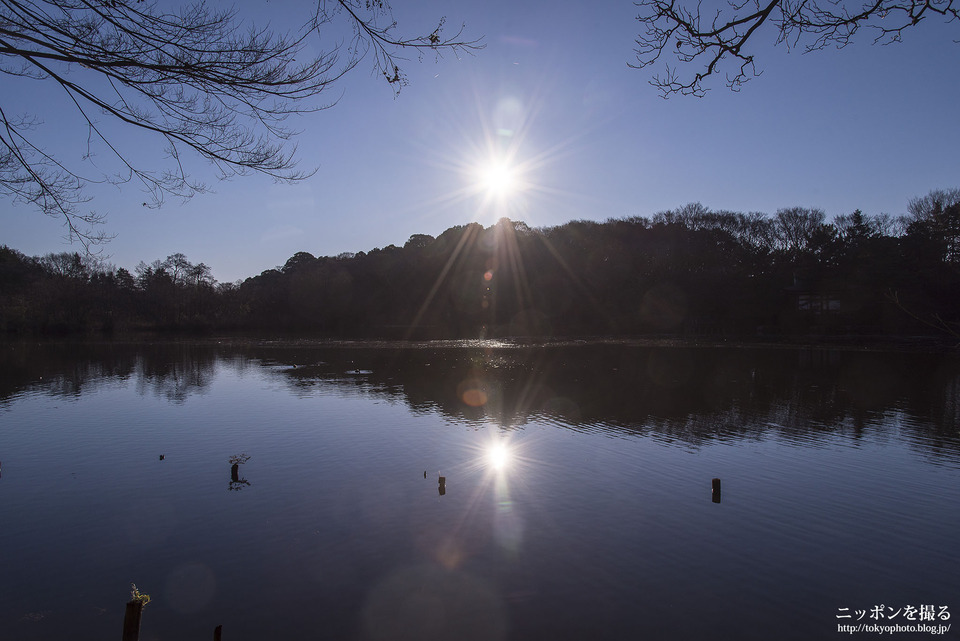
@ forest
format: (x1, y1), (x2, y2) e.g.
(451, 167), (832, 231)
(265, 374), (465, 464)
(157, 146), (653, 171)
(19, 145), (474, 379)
(3, 190), (959, 342)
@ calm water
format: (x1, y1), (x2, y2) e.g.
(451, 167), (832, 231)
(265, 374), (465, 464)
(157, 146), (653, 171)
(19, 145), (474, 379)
(1, 340), (958, 640)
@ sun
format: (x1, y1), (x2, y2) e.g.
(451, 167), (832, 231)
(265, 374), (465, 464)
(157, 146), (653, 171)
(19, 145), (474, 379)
(477, 160), (518, 198)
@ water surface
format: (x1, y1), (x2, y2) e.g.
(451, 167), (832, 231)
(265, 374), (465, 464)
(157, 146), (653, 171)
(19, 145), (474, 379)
(1, 341), (958, 640)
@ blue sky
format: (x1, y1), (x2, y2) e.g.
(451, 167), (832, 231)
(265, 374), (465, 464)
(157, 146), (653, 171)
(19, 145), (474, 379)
(3, 0), (959, 282)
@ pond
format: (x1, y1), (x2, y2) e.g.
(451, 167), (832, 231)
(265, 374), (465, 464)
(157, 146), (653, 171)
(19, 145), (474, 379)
(1, 340), (958, 640)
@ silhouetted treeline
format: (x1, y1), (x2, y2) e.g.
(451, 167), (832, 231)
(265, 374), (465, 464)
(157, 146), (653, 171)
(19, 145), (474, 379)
(3, 189), (959, 339)
(0, 250), (234, 334)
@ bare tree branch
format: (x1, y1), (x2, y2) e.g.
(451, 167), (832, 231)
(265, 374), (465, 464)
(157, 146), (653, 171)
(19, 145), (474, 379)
(0, 0), (483, 247)
(887, 289), (960, 342)
(632, 0), (960, 97)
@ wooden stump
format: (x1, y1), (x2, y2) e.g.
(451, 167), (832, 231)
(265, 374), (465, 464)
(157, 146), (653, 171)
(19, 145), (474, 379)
(121, 600), (143, 641)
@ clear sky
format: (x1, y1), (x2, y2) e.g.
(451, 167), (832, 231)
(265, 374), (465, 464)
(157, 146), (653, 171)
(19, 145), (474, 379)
(3, 0), (959, 282)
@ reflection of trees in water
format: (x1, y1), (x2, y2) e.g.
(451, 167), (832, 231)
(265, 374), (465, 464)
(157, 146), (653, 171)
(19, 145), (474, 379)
(1, 341), (957, 462)
(133, 344), (218, 404)
(896, 364), (960, 465)
(273, 343), (960, 461)
(0, 342), (140, 404)
(0, 342), (220, 405)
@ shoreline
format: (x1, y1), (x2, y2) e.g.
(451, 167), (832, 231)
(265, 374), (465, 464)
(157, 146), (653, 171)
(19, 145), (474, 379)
(4, 331), (956, 354)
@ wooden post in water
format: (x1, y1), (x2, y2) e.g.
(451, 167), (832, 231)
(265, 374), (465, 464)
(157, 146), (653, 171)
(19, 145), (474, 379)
(438, 475), (446, 496)
(214, 624), (223, 641)
(121, 600), (143, 641)
(711, 478), (721, 503)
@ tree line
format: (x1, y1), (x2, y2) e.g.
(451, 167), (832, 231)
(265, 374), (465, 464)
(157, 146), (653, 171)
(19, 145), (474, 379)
(2, 189), (959, 340)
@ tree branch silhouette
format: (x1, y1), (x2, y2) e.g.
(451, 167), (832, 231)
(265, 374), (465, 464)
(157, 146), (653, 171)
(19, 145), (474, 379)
(632, 0), (959, 97)
(887, 289), (960, 342)
(0, 0), (482, 247)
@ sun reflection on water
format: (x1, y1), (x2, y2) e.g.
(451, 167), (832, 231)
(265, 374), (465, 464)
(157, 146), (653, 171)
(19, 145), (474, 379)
(482, 437), (526, 554)
(487, 441), (511, 471)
